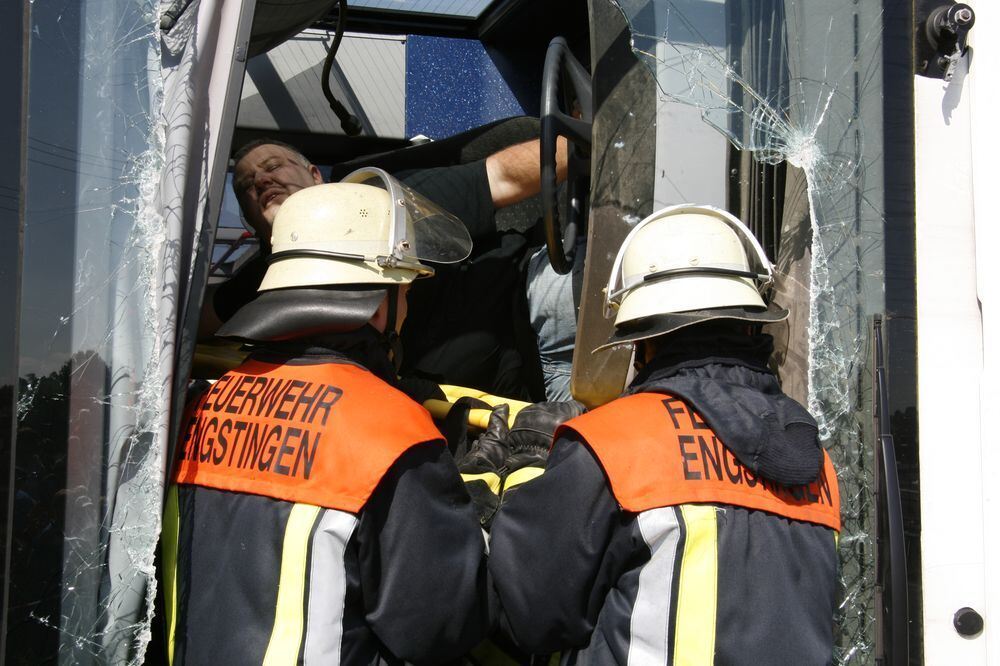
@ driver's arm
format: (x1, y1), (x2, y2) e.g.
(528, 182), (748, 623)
(485, 137), (568, 209)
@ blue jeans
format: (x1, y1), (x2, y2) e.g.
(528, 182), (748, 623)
(525, 244), (585, 401)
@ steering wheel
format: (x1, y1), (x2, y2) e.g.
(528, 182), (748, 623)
(541, 37), (593, 274)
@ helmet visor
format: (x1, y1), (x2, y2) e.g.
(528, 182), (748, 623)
(342, 167), (473, 265)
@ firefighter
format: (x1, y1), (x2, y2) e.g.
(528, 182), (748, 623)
(488, 204), (841, 663)
(162, 172), (489, 665)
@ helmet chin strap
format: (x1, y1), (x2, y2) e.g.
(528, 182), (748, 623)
(381, 285), (404, 373)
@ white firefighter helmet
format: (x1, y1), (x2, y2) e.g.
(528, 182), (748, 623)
(259, 167), (472, 290)
(598, 204), (787, 350)
(217, 168), (472, 343)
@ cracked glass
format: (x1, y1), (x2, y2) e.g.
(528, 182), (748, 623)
(9, 0), (167, 663)
(610, 0), (884, 661)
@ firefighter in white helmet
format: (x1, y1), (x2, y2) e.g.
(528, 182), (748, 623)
(490, 204), (841, 663)
(163, 170), (489, 665)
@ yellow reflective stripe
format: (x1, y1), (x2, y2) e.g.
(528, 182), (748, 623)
(263, 503), (322, 666)
(461, 472), (502, 495)
(673, 505), (718, 665)
(162, 486), (180, 666)
(503, 466), (544, 491)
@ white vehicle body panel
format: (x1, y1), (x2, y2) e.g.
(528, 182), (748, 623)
(916, 6), (997, 659)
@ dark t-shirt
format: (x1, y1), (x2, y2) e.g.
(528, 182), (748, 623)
(214, 160), (541, 399)
(214, 254), (267, 322)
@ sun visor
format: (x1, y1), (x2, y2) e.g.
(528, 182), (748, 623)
(246, 0), (338, 57)
(341, 167), (473, 265)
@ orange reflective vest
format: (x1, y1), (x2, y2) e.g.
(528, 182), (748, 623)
(174, 358), (444, 513)
(557, 393), (840, 531)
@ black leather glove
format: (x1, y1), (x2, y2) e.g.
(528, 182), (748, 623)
(457, 404), (510, 529)
(505, 400), (586, 470)
(502, 400), (585, 499)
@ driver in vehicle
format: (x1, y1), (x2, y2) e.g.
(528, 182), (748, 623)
(203, 137), (570, 401)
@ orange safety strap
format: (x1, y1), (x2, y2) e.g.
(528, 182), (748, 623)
(557, 393), (841, 531)
(174, 359), (444, 513)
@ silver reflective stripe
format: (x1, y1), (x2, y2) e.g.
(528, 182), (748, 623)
(628, 507), (683, 666)
(302, 509), (359, 665)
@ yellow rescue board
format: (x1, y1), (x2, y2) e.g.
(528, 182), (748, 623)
(423, 390), (530, 430)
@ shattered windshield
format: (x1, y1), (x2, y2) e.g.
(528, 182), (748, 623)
(7, 0), (248, 661)
(609, 0), (886, 660)
(11, 0), (166, 662)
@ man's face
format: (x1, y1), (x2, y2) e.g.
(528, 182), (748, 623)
(233, 144), (324, 245)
